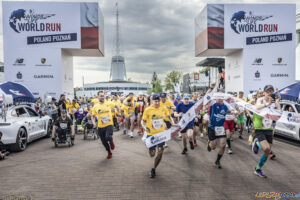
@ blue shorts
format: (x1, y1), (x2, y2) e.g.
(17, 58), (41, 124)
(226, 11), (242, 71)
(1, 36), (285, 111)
(147, 135), (165, 151)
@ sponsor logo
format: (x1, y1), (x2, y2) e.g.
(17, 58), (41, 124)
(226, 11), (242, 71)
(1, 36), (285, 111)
(270, 73), (289, 78)
(9, 9), (59, 33)
(35, 58), (51, 66)
(16, 71), (22, 79)
(272, 57), (287, 66)
(34, 74), (54, 79)
(282, 123), (296, 131)
(255, 70), (260, 79)
(150, 135), (167, 145)
(41, 58), (46, 64)
(230, 11), (275, 34)
(287, 113), (300, 123)
(9, 89), (26, 96)
(13, 58), (25, 66)
(252, 58), (263, 65)
(280, 88), (290, 94)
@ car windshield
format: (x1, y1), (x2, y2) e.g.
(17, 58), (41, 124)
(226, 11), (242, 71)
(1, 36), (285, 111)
(295, 104), (300, 113)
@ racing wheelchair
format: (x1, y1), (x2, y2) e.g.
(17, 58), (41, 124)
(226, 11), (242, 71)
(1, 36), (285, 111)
(54, 128), (74, 148)
(83, 122), (97, 140)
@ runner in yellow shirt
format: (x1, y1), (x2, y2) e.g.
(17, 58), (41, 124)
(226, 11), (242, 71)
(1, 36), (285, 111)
(92, 91), (115, 159)
(68, 99), (80, 120)
(122, 99), (137, 137)
(142, 93), (171, 178)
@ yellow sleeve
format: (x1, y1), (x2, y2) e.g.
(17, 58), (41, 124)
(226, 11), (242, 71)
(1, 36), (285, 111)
(142, 109), (148, 121)
(92, 107), (97, 116)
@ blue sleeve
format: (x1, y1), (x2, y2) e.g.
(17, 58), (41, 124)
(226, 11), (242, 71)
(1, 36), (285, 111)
(176, 103), (181, 113)
(209, 104), (213, 119)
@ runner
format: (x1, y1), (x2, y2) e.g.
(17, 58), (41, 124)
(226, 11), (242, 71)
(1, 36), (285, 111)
(207, 95), (229, 168)
(224, 98), (237, 154)
(252, 85), (281, 178)
(191, 93), (200, 147)
(236, 91), (247, 139)
(141, 93), (170, 178)
(92, 91), (115, 159)
(122, 98), (137, 138)
(136, 93), (147, 134)
(174, 94), (195, 154)
(160, 93), (175, 148)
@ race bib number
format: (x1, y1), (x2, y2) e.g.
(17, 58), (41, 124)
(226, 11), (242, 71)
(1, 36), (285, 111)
(60, 123), (68, 129)
(262, 118), (272, 129)
(225, 114), (235, 121)
(101, 115), (110, 124)
(215, 126), (225, 136)
(152, 119), (163, 130)
(139, 102), (144, 107)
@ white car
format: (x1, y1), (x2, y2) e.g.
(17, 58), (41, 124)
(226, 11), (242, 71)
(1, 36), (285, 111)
(0, 104), (52, 152)
(275, 100), (300, 141)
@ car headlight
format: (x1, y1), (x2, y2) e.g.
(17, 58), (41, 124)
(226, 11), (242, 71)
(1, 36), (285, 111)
(0, 123), (11, 126)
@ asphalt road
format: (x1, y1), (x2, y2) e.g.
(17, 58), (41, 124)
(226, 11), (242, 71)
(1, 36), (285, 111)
(0, 130), (299, 200)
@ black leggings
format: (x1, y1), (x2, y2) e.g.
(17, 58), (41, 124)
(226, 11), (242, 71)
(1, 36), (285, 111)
(97, 125), (113, 152)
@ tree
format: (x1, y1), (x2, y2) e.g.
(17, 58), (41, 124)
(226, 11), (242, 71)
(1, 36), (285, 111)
(164, 71), (182, 92)
(149, 79), (163, 94)
(151, 72), (158, 88)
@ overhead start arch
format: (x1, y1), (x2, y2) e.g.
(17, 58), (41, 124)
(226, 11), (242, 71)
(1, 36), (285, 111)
(2, 1), (104, 99)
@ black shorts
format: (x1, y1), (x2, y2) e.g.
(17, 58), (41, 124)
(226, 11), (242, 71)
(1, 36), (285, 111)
(181, 124), (194, 133)
(255, 129), (273, 144)
(164, 120), (172, 129)
(98, 125), (113, 141)
(208, 127), (226, 141)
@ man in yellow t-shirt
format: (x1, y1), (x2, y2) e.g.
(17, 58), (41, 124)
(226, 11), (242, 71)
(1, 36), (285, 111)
(68, 99), (80, 120)
(122, 99), (137, 137)
(107, 98), (120, 131)
(142, 93), (171, 178)
(92, 91), (115, 159)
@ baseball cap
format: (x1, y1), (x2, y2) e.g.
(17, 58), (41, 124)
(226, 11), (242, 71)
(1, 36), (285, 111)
(152, 93), (161, 100)
(264, 85), (274, 92)
(161, 93), (167, 98)
(183, 94), (190, 99)
(79, 108), (84, 114)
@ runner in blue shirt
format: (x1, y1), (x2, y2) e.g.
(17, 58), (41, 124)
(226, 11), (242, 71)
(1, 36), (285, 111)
(174, 94), (195, 154)
(207, 96), (229, 168)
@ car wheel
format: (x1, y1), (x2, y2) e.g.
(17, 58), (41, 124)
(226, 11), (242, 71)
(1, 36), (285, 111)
(46, 120), (52, 138)
(10, 128), (27, 152)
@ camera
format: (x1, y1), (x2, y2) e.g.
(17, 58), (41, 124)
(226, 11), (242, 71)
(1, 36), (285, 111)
(270, 94), (276, 101)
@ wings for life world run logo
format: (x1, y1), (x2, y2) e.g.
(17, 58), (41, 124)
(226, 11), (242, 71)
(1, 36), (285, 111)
(230, 11), (277, 34)
(9, 9), (61, 33)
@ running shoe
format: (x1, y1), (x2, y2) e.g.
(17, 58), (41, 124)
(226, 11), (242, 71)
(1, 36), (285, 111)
(239, 135), (243, 139)
(123, 130), (127, 135)
(109, 141), (115, 150)
(252, 138), (259, 154)
(164, 143), (168, 148)
(200, 133), (204, 138)
(129, 131), (134, 138)
(193, 140), (197, 147)
(181, 148), (188, 154)
(226, 144), (228, 148)
(138, 129), (142, 134)
(254, 168), (267, 178)
(270, 153), (276, 160)
(190, 141), (194, 150)
(149, 168), (156, 178)
(207, 140), (211, 152)
(228, 149), (233, 154)
(215, 160), (222, 169)
(229, 137), (233, 141)
(107, 152), (112, 159)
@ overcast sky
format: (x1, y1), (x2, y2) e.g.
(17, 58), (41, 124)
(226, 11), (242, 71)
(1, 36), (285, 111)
(0, 0), (299, 87)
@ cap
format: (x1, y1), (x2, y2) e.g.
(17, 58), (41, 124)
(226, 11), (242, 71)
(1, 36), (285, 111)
(79, 108), (84, 114)
(161, 93), (167, 98)
(152, 93), (161, 100)
(183, 94), (190, 99)
(61, 109), (67, 113)
(264, 85), (274, 92)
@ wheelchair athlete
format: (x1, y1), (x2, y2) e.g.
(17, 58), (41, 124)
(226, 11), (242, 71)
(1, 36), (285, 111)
(74, 108), (88, 133)
(82, 113), (98, 139)
(51, 109), (75, 142)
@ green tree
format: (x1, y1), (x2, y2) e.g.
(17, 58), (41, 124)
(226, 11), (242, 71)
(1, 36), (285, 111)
(149, 79), (163, 94)
(164, 71), (182, 92)
(151, 72), (158, 88)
